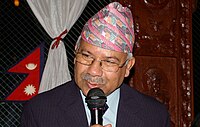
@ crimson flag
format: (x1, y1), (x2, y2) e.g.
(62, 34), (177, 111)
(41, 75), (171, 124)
(6, 44), (44, 101)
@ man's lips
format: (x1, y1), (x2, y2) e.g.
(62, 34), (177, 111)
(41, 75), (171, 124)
(87, 82), (99, 89)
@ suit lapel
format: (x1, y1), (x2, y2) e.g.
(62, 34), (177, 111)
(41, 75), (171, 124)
(116, 84), (144, 127)
(52, 82), (144, 127)
(56, 81), (88, 127)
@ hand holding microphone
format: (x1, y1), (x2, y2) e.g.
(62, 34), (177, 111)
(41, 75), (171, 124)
(90, 124), (112, 127)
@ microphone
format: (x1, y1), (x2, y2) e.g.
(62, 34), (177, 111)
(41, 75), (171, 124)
(85, 88), (107, 125)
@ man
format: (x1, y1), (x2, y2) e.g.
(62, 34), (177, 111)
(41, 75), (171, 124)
(21, 2), (170, 127)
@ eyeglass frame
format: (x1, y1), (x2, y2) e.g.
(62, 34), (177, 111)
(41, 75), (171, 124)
(74, 51), (132, 72)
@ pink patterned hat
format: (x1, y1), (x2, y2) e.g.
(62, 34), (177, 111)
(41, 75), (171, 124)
(81, 2), (135, 53)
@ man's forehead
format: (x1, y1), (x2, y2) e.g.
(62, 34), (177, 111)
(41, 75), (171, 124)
(79, 40), (128, 58)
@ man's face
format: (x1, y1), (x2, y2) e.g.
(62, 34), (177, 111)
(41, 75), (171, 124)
(74, 40), (135, 96)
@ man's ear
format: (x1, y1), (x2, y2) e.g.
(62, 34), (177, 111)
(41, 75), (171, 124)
(74, 38), (83, 65)
(125, 57), (135, 77)
(75, 36), (81, 50)
(74, 57), (76, 64)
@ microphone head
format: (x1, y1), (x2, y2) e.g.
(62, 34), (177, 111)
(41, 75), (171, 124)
(85, 88), (107, 109)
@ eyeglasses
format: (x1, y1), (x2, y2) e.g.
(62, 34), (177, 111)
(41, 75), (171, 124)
(75, 52), (129, 72)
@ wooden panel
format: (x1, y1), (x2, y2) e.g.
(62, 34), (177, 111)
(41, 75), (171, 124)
(114, 0), (193, 126)
(130, 56), (177, 126)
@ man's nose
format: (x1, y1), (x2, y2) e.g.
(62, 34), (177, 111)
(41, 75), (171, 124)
(87, 60), (103, 76)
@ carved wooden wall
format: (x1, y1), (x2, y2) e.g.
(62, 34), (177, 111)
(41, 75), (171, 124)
(115, 0), (193, 126)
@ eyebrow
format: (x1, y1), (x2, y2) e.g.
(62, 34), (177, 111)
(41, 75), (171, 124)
(105, 57), (120, 62)
(79, 49), (121, 62)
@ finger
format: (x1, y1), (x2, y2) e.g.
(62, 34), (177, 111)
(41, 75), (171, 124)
(90, 124), (102, 127)
(104, 124), (112, 127)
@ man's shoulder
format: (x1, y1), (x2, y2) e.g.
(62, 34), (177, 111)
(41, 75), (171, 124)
(121, 84), (169, 114)
(119, 84), (170, 126)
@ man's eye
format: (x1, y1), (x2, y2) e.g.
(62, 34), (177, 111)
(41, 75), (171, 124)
(82, 53), (93, 59)
(104, 60), (118, 66)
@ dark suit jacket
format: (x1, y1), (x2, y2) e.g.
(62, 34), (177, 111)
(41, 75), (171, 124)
(20, 80), (170, 127)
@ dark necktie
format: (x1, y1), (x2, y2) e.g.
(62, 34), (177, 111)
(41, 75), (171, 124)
(103, 104), (109, 115)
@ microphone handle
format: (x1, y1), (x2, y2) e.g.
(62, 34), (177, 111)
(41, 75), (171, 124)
(90, 108), (103, 125)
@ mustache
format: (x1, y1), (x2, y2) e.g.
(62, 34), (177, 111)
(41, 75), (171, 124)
(82, 73), (106, 84)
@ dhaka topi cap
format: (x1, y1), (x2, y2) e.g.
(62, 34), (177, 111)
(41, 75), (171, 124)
(81, 2), (135, 53)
